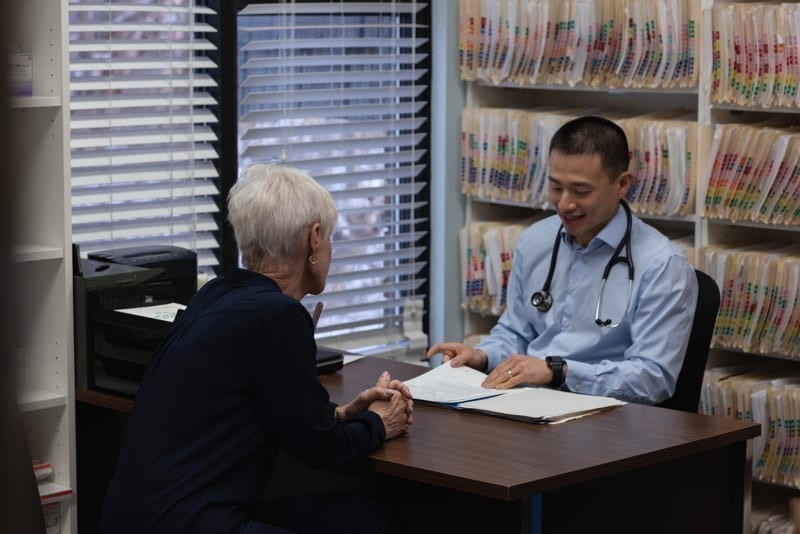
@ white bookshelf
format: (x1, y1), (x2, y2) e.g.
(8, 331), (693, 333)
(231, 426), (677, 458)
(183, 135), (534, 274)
(457, 0), (800, 380)
(460, 86), (700, 336)
(454, 1), (800, 530)
(10, 0), (74, 532)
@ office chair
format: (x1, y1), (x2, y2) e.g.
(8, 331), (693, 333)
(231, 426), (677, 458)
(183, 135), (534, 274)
(656, 269), (721, 413)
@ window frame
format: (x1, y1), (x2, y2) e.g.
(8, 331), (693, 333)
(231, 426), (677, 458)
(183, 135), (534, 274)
(233, 0), (431, 353)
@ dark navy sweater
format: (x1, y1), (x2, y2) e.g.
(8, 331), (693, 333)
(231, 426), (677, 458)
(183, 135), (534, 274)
(100, 269), (385, 533)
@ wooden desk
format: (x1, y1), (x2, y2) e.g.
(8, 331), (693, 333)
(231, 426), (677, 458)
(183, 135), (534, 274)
(322, 357), (761, 533)
(76, 387), (134, 413)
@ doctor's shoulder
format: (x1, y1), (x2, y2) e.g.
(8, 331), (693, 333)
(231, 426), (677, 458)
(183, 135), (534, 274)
(520, 214), (562, 241)
(630, 218), (688, 260)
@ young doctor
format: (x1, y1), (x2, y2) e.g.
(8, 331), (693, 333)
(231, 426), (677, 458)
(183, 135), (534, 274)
(427, 115), (698, 404)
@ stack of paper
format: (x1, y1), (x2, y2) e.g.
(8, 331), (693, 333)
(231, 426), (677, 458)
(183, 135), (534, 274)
(701, 122), (800, 225)
(460, 106), (573, 206)
(460, 220), (530, 316)
(458, 0), (699, 89)
(460, 106), (699, 217)
(710, 3), (800, 109)
(619, 111), (699, 217)
(696, 243), (800, 357)
(701, 362), (800, 486)
(405, 362), (626, 424)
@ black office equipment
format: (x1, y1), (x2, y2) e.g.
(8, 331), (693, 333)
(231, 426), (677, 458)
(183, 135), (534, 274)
(310, 301), (343, 373)
(316, 346), (344, 374)
(74, 245), (198, 395)
(88, 245), (197, 305)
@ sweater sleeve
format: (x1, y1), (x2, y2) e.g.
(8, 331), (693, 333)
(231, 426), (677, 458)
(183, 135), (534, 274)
(251, 299), (385, 471)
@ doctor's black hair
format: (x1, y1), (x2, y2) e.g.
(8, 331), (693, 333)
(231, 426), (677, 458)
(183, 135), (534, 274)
(548, 115), (630, 180)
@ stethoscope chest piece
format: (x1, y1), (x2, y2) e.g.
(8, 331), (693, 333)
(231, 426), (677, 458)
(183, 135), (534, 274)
(530, 290), (553, 312)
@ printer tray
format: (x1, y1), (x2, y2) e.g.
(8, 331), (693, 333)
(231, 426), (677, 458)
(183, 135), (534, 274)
(316, 346), (343, 374)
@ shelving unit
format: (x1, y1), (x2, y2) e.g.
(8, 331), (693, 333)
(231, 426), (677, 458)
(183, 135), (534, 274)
(460, 78), (701, 341)
(461, 89), (700, 337)
(455, 1), (800, 530)
(10, 0), (74, 532)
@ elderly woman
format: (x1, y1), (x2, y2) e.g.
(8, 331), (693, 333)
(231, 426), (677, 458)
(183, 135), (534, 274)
(100, 164), (414, 534)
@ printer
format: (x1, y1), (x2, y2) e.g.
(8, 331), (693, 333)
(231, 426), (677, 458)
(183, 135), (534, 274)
(73, 245), (198, 395)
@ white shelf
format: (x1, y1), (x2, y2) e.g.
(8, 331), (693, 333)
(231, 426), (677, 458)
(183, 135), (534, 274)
(13, 244), (65, 263)
(704, 218), (800, 233)
(482, 80), (699, 95)
(17, 387), (68, 413)
(712, 102), (800, 115)
(12, 0), (75, 532)
(10, 96), (62, 109)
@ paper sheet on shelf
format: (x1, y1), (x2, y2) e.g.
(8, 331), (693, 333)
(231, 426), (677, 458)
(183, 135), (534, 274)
(115, 302), (186, 322)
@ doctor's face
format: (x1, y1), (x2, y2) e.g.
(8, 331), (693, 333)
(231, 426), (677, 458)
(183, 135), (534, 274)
(547, 150), (631, 247)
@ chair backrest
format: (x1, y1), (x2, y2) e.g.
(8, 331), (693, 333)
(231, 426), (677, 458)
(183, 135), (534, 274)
(656, 269), (721, 413)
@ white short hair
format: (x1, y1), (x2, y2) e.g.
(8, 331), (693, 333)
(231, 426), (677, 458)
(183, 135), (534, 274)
(228, 164), (336, 271)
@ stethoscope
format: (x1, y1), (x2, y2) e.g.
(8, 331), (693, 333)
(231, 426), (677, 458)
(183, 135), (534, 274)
(530, 200), (634, 328)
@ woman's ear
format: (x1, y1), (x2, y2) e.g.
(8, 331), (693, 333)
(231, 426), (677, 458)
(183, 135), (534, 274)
(308, 222), (322, 252)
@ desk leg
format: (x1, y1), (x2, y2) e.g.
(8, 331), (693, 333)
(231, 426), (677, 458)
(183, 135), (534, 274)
(524, 494), (541, 534)
(742, 440), (753, 534)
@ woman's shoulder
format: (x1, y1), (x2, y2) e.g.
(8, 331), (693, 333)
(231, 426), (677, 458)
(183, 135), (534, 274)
(192, 270), (307, 318)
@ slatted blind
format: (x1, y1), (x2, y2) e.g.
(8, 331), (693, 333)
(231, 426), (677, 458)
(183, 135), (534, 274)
(68, 0), (220, 272)
(238, 1), (430, 351)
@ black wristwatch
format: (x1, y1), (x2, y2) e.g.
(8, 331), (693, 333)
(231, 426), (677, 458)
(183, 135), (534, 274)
(546, 356), (567, 388)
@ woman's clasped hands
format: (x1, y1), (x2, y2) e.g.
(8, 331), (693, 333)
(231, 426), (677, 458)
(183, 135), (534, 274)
(339, 371), (414, 439)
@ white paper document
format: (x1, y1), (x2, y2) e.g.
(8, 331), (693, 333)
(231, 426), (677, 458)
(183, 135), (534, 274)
(115, 302), (186, 322)
(404, 361), (506, 404)
(405, 361), (626, 423)
(458, 387), (627, 424)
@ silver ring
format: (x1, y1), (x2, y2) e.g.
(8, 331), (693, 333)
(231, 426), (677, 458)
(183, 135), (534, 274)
(507, 370), (513, 378)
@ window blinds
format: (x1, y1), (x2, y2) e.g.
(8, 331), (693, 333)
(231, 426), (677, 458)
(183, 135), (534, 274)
(68, 0), (220, 271)
(238, 1), (430, 351)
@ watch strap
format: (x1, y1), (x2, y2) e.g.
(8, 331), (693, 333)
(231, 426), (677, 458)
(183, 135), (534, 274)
(546, 356), (566, 388)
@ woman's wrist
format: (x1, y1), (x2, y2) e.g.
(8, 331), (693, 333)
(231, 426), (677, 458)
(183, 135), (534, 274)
(335, 405), (346, 422)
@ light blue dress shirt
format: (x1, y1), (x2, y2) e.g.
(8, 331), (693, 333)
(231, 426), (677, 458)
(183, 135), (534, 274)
(475, 206), (698, 404)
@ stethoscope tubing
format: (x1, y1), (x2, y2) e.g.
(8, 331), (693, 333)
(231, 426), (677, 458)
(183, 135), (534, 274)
(531, 200), (634, 328)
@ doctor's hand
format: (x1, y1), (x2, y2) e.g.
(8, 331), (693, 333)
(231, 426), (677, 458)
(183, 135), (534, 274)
(481, 354), (554, 390)
(425, 342), (488, 371)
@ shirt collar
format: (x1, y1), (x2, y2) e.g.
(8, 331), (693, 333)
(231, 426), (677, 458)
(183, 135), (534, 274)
(560, 203), (628, 252)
